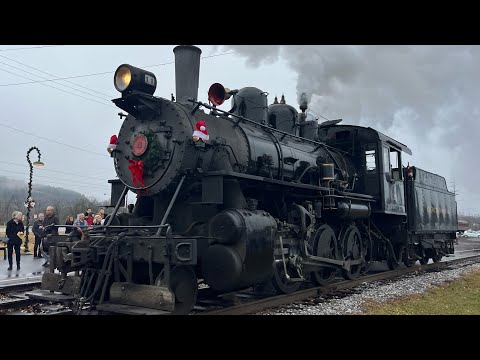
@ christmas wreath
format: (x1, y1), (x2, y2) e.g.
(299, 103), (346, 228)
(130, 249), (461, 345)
(131, 129), (164, 175)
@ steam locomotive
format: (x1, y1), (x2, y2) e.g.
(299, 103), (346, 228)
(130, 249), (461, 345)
(37, 45), (457, 314)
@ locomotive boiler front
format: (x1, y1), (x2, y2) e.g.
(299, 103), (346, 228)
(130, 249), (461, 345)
(113, 99), (194, 195)
(112, 46), (205, 195)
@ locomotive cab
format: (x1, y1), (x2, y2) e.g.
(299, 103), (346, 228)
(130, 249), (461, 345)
(318, 124), (411, 215)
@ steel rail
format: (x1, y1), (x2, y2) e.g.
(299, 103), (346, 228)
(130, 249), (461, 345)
(202, 253), (480, 315)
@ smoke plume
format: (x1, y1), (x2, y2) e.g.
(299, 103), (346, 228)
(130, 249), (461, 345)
(220, 45), (480, 212)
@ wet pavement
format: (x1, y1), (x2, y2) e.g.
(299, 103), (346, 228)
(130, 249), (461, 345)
(0, 228), (67, 285)
(454, 237), (480, 251)
(0, 253), (46, 282)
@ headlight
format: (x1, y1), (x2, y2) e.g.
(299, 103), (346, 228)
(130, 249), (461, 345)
(114, 66), (132, 92)
(114, 64), (157, 95)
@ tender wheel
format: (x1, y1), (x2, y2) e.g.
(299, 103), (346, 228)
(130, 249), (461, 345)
(311, 224), (339, 286)
(156, 266), (198, 315)
(341, 225), (364, 280)
(402, 246), (416, 267)
(403, 258), (416, 267)
(361, 262), (372, 274)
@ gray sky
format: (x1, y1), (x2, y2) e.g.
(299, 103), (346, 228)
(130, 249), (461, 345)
(0, 45), (477, 214)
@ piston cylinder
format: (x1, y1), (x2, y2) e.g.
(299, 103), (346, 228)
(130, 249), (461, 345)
(202, 209), (277, 292)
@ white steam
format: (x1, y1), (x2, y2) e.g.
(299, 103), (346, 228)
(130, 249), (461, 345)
(219, 45), (480, 212)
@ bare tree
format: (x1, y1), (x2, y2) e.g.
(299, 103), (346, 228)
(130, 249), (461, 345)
(0, 177), (107, 225)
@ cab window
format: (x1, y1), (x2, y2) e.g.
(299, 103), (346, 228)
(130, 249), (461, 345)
(384, 146), (402, 181)
(366, 149), (376, 173)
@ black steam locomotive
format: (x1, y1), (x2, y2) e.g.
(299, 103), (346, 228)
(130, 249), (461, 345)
(38, 45), (457, 314)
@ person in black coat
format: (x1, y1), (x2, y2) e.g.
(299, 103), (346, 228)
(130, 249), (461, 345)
(5, 211), (25, 270)
(43, 206), (59, 236)
(32, 213), (45, 258)
(64, 215), (74, 235)
(41, 206), (59, 267)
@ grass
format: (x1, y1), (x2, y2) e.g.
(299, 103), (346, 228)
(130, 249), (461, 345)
(363, 269), (480, 315)
(0, 231), (36, 252)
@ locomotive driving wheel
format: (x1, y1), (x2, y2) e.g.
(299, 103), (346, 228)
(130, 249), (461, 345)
(341, 225), (364, 280)
(271, 260), (302, 294)
(419, 255), (429, 265)
(156, 265), (198, 315)
(387, 245), (404, 270)
(432, 251), (442, 263)
(311, 224), (339, 286)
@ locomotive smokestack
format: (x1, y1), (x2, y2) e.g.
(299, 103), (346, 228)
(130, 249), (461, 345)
(299, 92), (308, 113)
(173, 45), (202, 105)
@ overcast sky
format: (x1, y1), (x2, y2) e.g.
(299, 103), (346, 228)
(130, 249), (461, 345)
(0, 45), (477, 214)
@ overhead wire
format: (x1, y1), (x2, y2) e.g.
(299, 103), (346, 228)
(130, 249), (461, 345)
(0, 173), (109, 191)
(0, 45), (64, 52)
(0, 70), (115, 86)
(0, 61), (112, 103)
(0, 169), (110, 189)
(0, 47), (239, 197)
(307, 109), (331, 122)
(0, 67), (117, 109)
(0, 160), (113, 181)
(0, 51), (236, 87)
(0, 49), (237, 166)
(0, 122), (111, 157)
(0, 54), (115, 99)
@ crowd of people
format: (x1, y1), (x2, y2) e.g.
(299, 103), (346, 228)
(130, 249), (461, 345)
(3, 206), (107, 271)
(65, 207), (106, 233)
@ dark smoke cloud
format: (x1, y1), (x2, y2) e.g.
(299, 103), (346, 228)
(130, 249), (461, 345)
(220, 45), (480, 212)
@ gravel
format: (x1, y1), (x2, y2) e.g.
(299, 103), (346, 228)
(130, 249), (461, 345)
(0, 293), (12, 301)
(258, 260), (480, 315)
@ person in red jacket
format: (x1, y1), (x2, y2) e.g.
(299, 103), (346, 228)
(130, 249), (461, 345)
(84, 208), (94, 226)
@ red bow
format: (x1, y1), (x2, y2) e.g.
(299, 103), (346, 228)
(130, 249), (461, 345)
(128, 160), (146, 187)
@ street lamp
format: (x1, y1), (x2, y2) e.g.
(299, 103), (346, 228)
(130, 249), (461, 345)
(24, 146), (44, 253)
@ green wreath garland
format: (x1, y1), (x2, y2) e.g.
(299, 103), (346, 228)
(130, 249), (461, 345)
(131, 129), (163, 174)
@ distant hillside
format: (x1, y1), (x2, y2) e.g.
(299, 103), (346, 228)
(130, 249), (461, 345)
(0, 176), (104, 224)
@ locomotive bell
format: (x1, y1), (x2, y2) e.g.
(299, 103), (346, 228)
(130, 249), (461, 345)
(114, 64), (157, 96)
(208, 83), (232, 106)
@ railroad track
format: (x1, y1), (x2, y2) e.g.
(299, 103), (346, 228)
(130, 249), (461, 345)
(199, 253), (480, 315)
(1, 253), (479, 315)
(0, 277), (72, 315)
(0, 294), (73, 315)
(0, 276), (42, 292)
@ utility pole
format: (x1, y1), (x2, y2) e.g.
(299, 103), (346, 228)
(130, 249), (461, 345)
(450, 179), (458, 196)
